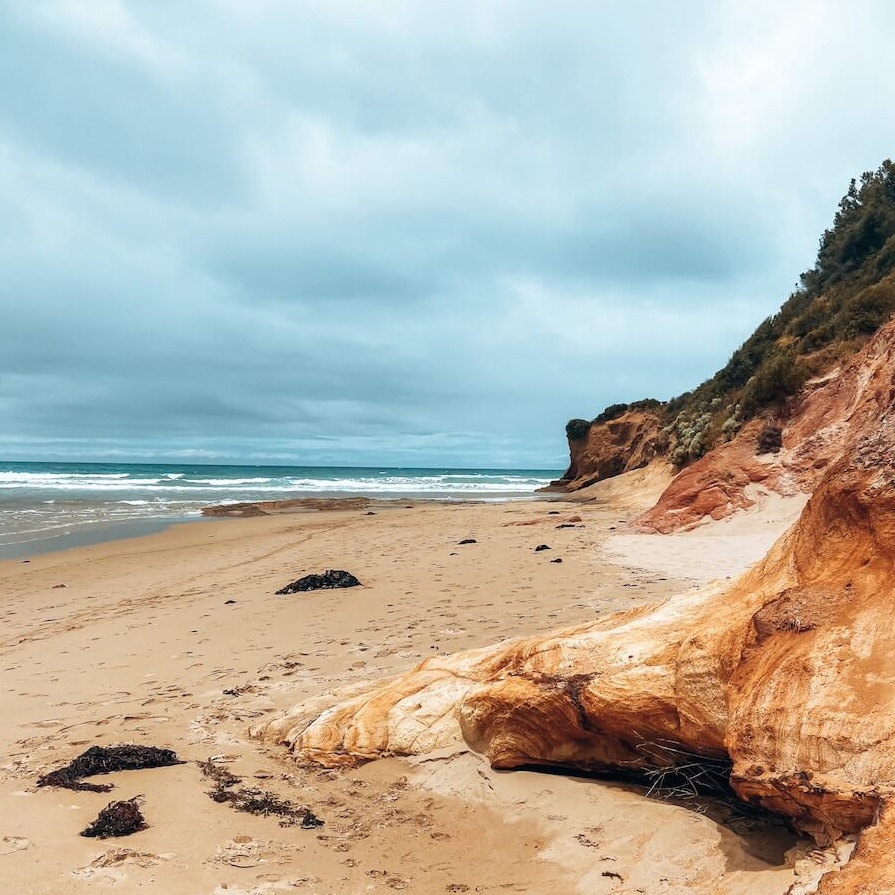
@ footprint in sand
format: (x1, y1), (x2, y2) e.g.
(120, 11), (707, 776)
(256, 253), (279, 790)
(72, 848), (171, 883)
(0, 836), (31, 855)
(211, 836), (295, 870)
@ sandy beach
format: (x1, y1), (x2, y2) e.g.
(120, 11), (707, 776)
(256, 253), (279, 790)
(0, 487), (824, 894)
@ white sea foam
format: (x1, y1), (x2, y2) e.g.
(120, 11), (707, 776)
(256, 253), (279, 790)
(0, 464), (560, 557)
(1, 474), (103, 486)
(4, 478), (549, 496)
(0, 475), (162, 490)
(193, 477), (273, 486)
(281, 476), (546, 492)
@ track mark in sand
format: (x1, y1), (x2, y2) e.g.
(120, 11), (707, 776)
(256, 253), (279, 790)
(178, 521), (356, 589)
(0, 524), (348, 652)
(72, 848), (172, 883)
(0, 836), (31, 855)
(367, 869), (412, 889)
(210, 836), (296, 870)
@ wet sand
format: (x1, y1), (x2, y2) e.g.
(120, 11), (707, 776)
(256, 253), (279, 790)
(0, 517), (197, 562)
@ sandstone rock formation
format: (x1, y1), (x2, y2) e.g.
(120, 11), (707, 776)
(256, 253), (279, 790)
(202, 497), (375, 516)
(548, 409), (666, 491)
(254, 322), (895, 893)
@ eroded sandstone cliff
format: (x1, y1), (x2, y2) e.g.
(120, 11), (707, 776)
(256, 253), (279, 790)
(254, 320), (895, 893)
(549, 409), (666, 491)
(636, 318), (895, 532)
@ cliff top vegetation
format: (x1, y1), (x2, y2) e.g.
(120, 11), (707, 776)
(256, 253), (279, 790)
(568, 160), (895, 466)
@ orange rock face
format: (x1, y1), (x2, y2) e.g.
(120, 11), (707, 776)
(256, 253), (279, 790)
(548, 410), (666, 491)
(254, 323), (895, 893)
(639, 324), (895, 533)
(633, 418), (779, 532)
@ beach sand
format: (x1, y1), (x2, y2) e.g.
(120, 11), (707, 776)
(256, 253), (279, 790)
(0, 487), (823, 894)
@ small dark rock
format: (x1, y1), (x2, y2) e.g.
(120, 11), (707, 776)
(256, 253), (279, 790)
(276, 570), (362, 594)
(301, 810), (325, 829)
(224, 599), (236, 605)
(534, 544), (551, 552)
(81, 797), (147, 838)
(458, 539), (477, 545)
(550, 558), (563, 563)
(555, 523), (581, 529)
(547, 511), (561, 515)
(365, 511), (377, 515)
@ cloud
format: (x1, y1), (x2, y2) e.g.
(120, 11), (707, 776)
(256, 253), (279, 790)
(2, 1), (895, 466)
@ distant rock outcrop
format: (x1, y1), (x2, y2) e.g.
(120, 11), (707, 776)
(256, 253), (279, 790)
(546, 409), (666, 491)
(254, 320), (895, 892)
(202, 497), (375, 516)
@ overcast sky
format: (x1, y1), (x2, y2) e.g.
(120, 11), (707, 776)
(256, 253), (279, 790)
(2, 0), (895, 468)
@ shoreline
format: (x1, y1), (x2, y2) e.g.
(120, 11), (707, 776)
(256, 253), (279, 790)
(0, 490), (813, 894)
(0, 463), (562, 565)
(0, 515), (205, 562)
(0, 496), (560, 564)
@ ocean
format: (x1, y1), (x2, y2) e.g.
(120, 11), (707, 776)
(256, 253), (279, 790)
(0, 461), (562, 559)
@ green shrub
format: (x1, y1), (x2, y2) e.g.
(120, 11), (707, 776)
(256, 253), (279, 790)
(565, 418), (592, 441)
(741, 351), (809, 416)
(592, 403), (630, 425)
(839, 281), (895, 338)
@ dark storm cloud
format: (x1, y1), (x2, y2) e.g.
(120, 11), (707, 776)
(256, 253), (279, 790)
(3, 0), (895, 465)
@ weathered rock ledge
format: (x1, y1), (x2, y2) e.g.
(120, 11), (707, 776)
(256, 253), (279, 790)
(202, 497), (377, 517)
(544, 409), (666, 492)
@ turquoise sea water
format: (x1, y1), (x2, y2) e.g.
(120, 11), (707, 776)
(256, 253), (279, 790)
(0, 462), (562, 558)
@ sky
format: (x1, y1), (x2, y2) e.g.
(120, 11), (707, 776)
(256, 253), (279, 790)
(3, 1), (895, 469)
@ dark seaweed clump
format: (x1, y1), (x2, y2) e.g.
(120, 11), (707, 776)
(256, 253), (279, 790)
(37, 745), (183, 792)
(200, 760), (324, 828)
(276, 569), (361, 594)
(81, 797), (147, 838)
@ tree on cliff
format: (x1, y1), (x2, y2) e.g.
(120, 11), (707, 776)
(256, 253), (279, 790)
(572, 160), (895, 469)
